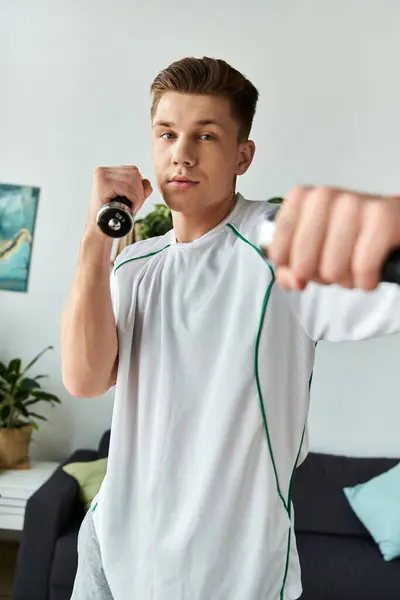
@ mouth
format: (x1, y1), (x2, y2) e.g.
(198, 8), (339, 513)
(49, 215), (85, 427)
(168, 176), (199, 190)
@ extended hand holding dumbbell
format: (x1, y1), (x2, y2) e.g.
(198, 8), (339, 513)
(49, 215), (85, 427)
(258, 208), (400, 286)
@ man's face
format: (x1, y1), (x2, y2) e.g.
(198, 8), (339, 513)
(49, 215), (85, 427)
(152, 92), (255, 214)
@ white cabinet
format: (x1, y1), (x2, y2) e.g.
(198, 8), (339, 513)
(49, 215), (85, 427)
(0, 461), (59, 531)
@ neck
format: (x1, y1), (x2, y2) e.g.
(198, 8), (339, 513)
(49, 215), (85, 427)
(172, 192), (237, 243)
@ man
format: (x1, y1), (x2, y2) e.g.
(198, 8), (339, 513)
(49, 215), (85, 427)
(61, 56), (400, 600)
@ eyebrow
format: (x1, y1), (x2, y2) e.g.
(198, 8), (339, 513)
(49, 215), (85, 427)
(153, 119), (226, 130)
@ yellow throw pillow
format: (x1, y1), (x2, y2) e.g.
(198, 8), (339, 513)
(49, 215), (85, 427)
(63, 458), (107, 511)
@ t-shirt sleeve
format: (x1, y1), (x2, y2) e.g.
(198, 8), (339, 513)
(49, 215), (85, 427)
(109, 245), (132, 327)
(283, 281), (400, 342)
(110, 268), (119, 322)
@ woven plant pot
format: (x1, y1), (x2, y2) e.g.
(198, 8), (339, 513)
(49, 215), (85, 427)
(0, 425), (32, 469)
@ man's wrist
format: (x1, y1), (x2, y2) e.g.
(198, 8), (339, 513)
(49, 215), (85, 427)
(81, 225), (114, 265)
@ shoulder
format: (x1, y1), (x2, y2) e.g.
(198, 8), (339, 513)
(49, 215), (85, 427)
(227, 194), (279, 245)
(112, 233), (172, 276)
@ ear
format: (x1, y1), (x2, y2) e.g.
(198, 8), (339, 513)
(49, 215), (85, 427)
(235, 140), (256, 176)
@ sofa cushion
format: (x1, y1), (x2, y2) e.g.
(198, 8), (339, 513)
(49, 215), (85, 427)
(292, 452), (399, 537)
(296, 532), (400, 600)
(63, 458), (108, 512)
(344, 461), (400, 561)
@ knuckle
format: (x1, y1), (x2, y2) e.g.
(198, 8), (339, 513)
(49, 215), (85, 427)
(292, 184), (309, 196)
(129, 165), (140, 177)
(308, 186), (334, 209)
(314, 185), (332, 199)
(319, 261), (343, 284)
(353, 268), (378, 290)
(368, 201), (390, 228)
(352, 260), (374, 282)
(294, 263), (312, 280)
(336, 192), (361, 212)
(286, 185), (308, 204)
(292, 255), (313, 279)
(94, 166), (106, 181)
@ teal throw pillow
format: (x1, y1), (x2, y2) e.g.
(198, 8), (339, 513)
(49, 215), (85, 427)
(343, 462), (400, 561)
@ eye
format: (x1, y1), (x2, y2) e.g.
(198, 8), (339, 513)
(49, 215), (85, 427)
(199, 134), (215, 141)
(160, 132), (175, 140)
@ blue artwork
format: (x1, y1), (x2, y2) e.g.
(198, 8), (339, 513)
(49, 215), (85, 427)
(0, 183), (40, 293)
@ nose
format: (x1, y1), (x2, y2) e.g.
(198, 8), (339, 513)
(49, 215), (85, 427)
(172, 137), (196, 168)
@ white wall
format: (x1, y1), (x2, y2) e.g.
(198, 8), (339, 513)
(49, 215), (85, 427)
(0, 0), (399, 461)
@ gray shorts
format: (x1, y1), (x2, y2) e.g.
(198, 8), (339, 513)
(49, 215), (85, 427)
(70, 507), (114, 600)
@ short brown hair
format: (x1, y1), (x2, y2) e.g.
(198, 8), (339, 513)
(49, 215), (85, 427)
(150, 57), (259, 141)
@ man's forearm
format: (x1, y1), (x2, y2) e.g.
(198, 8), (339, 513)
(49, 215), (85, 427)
(61, 232), (118, 397)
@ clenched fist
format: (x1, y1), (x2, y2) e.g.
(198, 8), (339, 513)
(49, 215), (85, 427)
(269, 186), (400, 291)
(86, 165), (153, 239)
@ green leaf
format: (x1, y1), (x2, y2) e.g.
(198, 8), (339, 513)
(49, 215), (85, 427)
(20, 346), (54, 379)
(22, 398), (41, 407)
(9, 374), (21, 388)
(8, 358), (21, 375)
(0, 405), (10, 421)
(0, 362), (8, 378)
(34, 374), (48, 381)
(14, 401), (30, 418)
(29, 390), (61, 404)
(0, 388), (14, 403)
(267, 197), (284, 205)
(29, 421), (39, 431)
(15, 388), (33, 402)
(20, 377), (41, 390)
(3, 369), (20, 388)
(27, 411), (48, 422)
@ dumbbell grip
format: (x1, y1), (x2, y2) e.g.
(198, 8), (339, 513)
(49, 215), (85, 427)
(382, 248), (400, 284)
(113, 196), (132, 209)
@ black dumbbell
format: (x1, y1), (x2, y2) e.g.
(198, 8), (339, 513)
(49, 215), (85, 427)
(96, 197), (134, 238)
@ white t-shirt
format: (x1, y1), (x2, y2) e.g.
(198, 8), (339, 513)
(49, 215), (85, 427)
(93, 193), (400, 600)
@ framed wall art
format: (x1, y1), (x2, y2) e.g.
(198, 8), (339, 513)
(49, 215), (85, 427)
(0, 183), (40, 293)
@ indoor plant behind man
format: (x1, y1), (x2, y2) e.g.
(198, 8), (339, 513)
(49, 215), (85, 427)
(61, 56), (400, 600)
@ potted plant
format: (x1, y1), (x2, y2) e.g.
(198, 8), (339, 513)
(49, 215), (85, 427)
(115, 203), (173, 259)
(135, 203), (173, 240)
(0, 345), (61, 469)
